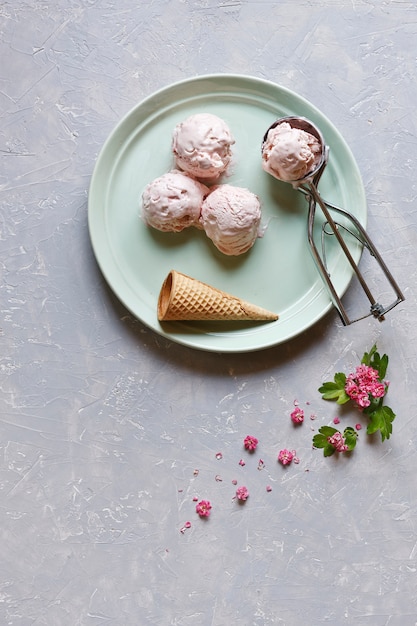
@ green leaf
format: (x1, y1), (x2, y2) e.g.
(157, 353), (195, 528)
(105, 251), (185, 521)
(374, 353), (388, 380)
(323, 444), (336, 457)
(343, 426), (358, 451)
(361, 344), (377, 366)
(318, 425), (338, 437)
(313, 431), (337, 456)
(312, 433), (328, 449)
(318, 373), (349, 404)
(366, 406), (396, 441)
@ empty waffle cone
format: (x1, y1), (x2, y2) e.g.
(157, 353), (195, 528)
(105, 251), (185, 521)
(158, 270), (279, 322)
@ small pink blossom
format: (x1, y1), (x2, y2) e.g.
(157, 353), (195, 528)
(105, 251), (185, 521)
(196, 500), (212, 517)
(243, 435), (258, 451)
(278, 449), (294, 466)
(327, 432), (349, 453)
(290, 407), (304, 424)
(215, 452), (223, 460)
(355, 423), (362, 430)
(232, 479), (237, 485)
(266, 485), (272, 492)
(238, 459), (246, 467)
(235, 486), (249, 501)
(333, 417), (340, 424)
(257, 459), (265, 470)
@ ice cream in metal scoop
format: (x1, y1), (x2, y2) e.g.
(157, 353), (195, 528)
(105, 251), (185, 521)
(262, 116), (404, 325)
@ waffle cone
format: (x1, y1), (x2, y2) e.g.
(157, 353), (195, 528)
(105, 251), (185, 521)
(158, 270), (279, 322)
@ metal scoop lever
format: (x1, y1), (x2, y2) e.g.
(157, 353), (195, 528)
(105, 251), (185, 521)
(302, 149), (404, 324)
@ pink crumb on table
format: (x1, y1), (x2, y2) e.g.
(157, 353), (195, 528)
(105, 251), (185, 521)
(290, 407), (304, 424)
(196, 500), (212, 517)
(243, 435), (259, 451)
(278, 449), (295, 466)
(235, 486), (249, 501)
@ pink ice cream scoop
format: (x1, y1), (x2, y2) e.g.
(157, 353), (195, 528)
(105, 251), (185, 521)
(200, 184), (262, 256)
(172, 113), (235, 180)
(141, 170), (209, 232)
(261, 119), (322, 182)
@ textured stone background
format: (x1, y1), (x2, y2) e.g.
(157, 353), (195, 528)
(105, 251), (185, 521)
(1, 1), (417, 624)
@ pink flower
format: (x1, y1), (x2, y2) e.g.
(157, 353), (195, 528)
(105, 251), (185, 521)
(235, 486), (249, 501)
(278, 449), (294, 466)
(345, 364), (386, 409)
(290, 407), (304, 424)
(243, 435), (258, 451)
(327, 432), (349, 453)
(355, 423), (362, 431)
(196, 500), (212, 517)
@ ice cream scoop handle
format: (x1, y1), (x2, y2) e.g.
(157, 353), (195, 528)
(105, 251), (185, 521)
(306, 185), (405, 324)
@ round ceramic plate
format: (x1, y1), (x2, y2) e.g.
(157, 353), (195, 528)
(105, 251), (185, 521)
(88, 74), (366, 352)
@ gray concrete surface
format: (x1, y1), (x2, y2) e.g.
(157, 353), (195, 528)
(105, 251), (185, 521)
(1, 1), (417, 624)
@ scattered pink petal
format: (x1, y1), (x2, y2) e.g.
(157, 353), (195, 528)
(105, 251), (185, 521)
(196, 500), (212, 517)
(243, 435), (258, 451)
(291, 407), (304, 424)
(232, 479), (237, 485)
(355, 423), (362, 430)
(215, 474), (222, 482)
(193, 469), (199, 476)
(257, 459), (265, 470)
(333, 417), (340, 424)
(235, 486), (249, 501)
(266, 485), (272, 492)
(238, 459), (246, 467)
(180, 521), (191, 534)
(293, 456), (300, 464)
(310, 413), (317, 420)
(278, 449), (294, 466)
(192, 496), (198, 501)
(215, 452), (223, 460)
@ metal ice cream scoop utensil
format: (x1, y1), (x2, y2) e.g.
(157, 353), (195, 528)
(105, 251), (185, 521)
(262, 116), (405, 325)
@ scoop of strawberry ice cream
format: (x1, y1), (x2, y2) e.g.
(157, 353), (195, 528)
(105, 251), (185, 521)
(200, 184), (262, 256)
(141, 170), (209, 232)
(172, 113), (235, 180)
(262, 121), (322, 182)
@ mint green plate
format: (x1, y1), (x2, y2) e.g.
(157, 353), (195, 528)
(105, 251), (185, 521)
(88, 74), (366, 352)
